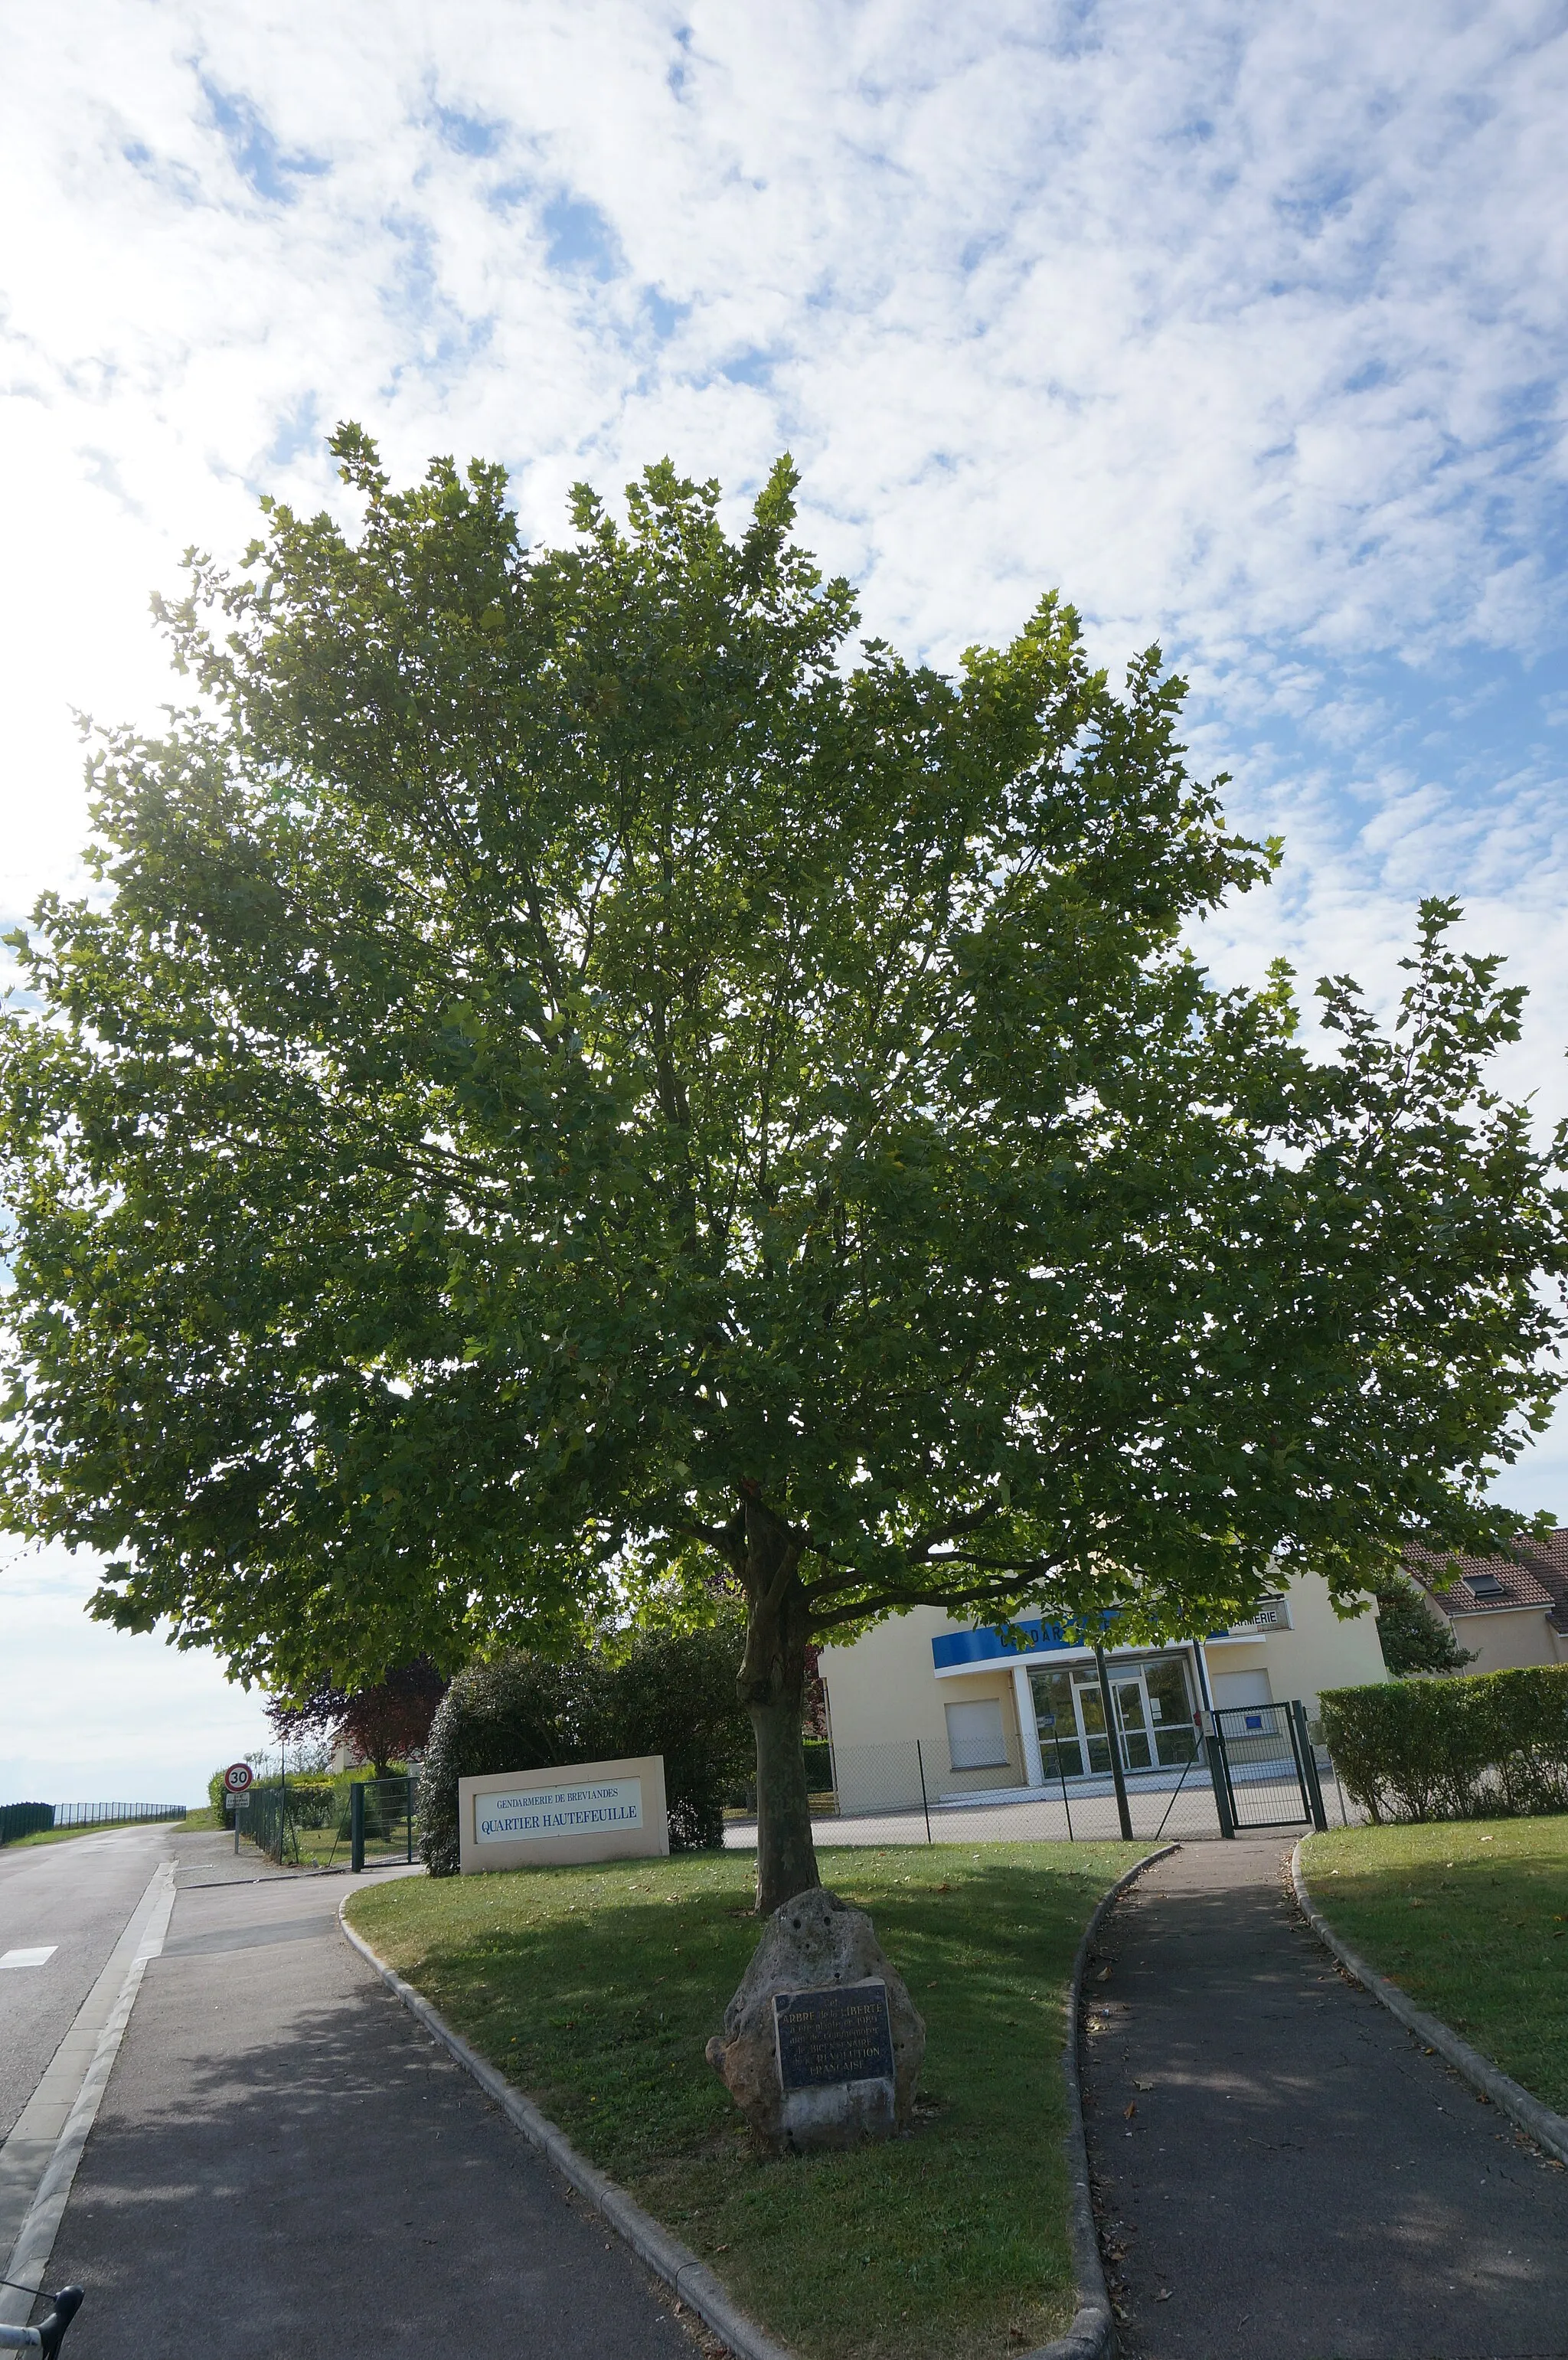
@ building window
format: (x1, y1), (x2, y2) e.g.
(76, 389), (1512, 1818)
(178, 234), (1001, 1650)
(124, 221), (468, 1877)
(1029, 1654), (1197, 1779)
(1210, 1669), (1272, 1711)
(945, 1698), (1009, 1771)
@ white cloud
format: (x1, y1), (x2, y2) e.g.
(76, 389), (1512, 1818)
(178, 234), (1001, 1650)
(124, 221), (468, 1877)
(0, 1540), (273, 1806)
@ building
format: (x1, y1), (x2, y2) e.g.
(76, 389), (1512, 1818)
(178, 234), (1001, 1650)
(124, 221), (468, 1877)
(817, 1569), (1388, 1803)
(1403, 1532), (1568, 1675)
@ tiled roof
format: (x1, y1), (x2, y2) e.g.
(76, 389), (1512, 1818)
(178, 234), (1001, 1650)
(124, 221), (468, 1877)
(1403, 1533), (1568, 1631)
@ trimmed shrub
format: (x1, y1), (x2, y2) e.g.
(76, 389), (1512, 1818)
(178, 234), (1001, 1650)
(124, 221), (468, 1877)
(419, 1616), (750, 1875)
(1320, 1665), (1568, 1823)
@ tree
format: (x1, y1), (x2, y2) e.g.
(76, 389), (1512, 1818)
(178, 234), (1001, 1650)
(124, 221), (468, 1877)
(1374, 1577), (1476, 1676)
(266, 1659), (446, 1776)
(2, 433), (1564, 1912)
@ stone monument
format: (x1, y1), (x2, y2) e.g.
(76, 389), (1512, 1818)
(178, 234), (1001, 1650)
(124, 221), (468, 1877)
(705, 1886), (925, 2151)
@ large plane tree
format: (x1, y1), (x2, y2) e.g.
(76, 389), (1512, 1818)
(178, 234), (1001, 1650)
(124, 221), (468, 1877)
(3, 433), (1564, 1909)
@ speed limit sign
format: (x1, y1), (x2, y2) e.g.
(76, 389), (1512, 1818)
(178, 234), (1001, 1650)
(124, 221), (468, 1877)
(223, 1762), (254, 1793)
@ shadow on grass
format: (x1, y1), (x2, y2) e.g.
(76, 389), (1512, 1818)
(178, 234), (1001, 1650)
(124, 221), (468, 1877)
(349, 1841), (1143, 2360)
(1302, 1816), (1568, 2112)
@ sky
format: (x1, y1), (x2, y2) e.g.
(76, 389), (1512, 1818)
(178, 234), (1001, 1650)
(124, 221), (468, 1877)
(2, 1), (1567, 1802)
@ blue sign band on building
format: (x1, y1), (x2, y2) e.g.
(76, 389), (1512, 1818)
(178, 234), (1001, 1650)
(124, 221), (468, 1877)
(931, 1615), (1233, 1672)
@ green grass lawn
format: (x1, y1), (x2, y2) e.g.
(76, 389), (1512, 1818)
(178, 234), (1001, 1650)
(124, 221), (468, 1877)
(1301, 1817), (1568, 2113)
(346, 1841), (1142, 2360)
(5, 1813), (201, 1849)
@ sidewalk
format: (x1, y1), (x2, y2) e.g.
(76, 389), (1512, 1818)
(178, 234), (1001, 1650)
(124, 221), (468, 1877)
(39, 1856), (701, 2359)
(1082, 1840), (1568, 2358)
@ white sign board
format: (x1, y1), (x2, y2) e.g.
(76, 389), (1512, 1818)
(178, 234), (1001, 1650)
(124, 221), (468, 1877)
(475, 1778), (643, 1844)
(458, 1753), (669, 1874)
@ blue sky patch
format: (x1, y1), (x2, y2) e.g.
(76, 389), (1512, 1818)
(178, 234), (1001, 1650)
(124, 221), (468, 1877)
(431, 101), (506, 157)
(542, 194), (623, 280)
(199, 74), (329, 204)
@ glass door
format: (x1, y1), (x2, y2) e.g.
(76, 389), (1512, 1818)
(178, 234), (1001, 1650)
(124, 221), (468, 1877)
(1073, 1678), (1113, 1775)
(1072, 1672), (1154, 1774)
(1034, 1660), (1184, 1781)
(1111, 1675), (1154, 1771)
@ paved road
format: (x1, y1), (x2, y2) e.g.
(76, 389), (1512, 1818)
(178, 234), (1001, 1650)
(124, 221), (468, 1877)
(1083, 1839), (1568, 2360)
(0, 1824), (176, 2146)
(38, 1843), (700, 2359)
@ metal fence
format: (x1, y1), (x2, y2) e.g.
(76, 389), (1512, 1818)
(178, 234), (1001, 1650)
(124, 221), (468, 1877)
(728, 1710), (1359, 1852)
(1208, 1701), (1329, 1834)
(0, 1801), (187, 1845)
(240, 1773), (420, 1868)
(0, 1803), (55, 1845)
(52, 1802), (188, 1829)
(347, 1775), (420, 1870)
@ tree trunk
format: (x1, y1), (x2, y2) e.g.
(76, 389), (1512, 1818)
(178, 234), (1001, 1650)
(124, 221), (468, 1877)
(734, 1488), (822, 1915)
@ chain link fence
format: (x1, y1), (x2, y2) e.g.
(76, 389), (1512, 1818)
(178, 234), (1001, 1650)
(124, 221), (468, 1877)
(727, 1715), (1358, 1852)
(240, 1773), (420, 1868)
(1, 1801), (188, 1845)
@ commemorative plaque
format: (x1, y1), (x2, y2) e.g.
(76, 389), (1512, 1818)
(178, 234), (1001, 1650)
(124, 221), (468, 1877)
(706, 1889), (924, 2151)
(773, 1982), (896, 2090)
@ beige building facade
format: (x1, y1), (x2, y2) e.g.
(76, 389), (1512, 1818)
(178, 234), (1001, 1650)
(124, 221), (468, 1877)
(1404, 1532), (1568, 1674)
(818, 1571), (1388, 1803)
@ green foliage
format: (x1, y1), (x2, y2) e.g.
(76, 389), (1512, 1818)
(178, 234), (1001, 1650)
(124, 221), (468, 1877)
(1374, 1574), (1475, 1675)
(419, 1614), (750, 1873)
(1, 434), (1564, 1702)
(1320, 1665), (1568, 1822)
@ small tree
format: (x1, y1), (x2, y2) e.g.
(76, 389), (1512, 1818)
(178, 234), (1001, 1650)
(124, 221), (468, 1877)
(2, 436), (1564, 1913)
(266, 1660), (446, 1776)
(1374, 1576), (1475, 1676)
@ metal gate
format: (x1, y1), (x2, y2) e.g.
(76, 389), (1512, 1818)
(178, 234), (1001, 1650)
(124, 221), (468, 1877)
(1207, 1700), (1327, 1835)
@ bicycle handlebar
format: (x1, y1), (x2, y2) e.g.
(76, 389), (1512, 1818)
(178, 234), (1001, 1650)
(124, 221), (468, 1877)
(0, 2289), (83, 2356)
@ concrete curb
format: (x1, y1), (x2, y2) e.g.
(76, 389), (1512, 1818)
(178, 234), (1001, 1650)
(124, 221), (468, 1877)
(1022, 1843), (1181, 2360)
(338, 1898), (795, 2360)
(341, 1853), (1178, 2360)
(1289, 1840), (1568, 2169)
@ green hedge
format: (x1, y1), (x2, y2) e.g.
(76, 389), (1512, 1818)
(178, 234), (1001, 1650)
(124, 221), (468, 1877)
(1, 1803), (55, 1845)
(419, 1616), (751, 1875)
(1320, 1665), (1568, 1823)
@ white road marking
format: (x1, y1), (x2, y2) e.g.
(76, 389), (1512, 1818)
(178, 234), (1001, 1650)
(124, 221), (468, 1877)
(0, 1864), (176, 2329)
(0, 1950), (57, 1971)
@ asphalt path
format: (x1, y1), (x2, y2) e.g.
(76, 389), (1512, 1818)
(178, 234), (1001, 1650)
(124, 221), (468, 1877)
(0, 1823), (178, 2146)
(38, 1842), (700, 2360)
(1084, 1839), (1568, 2359)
